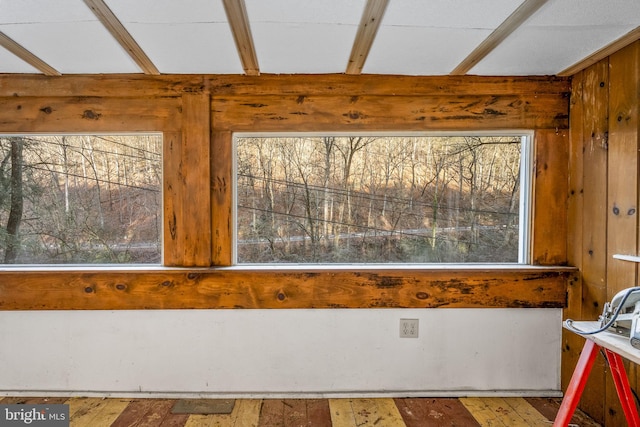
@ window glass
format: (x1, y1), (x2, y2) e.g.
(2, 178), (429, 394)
(235, 134), (531, 264)
(0, 134), (162, 264)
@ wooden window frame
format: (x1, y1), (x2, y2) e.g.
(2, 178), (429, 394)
(0, 74), (575, 310)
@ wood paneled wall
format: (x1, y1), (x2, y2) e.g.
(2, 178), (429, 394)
(566, 41), (640, 426)
(0, 74), (573, 310)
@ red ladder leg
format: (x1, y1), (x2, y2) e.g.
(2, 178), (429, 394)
(553, 339), (600, 427)
(604, 349), (640, 427)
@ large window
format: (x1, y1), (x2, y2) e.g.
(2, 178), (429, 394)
(0, 134), (162, 264)
(235, 133), (532, 265)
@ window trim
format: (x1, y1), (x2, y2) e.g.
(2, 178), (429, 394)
(518, 133), (534, 264)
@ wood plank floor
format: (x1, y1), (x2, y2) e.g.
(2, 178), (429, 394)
(0, 396), (601, 426)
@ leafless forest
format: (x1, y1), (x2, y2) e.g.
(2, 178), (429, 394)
(236, 135), (524, 264)
(0, 135), (162, 264)
(0, 134), (523, 265)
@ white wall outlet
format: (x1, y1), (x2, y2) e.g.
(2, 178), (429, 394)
(400, 318), (419, 338)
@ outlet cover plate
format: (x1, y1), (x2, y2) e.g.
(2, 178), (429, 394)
(400, 318), (419, 338)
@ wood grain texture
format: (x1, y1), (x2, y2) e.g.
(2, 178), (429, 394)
(84, 399), (132, 427)
(0, 97), (181, 132)
(83, 0), (159, 75)
(68, 397), (113, 426)
(0, 32), (60, 76)
(451, 0), (548, 76)
(563, 70), (585, 394)
(222, 0), (259, 76)
(329, 399), (405, 427)
(161, 95), (213, 267)
(606, 42), (639, 300)
(111, 399), (161, 426)
(229, 400), (261, 427)
(346, 0), (389, 74)
(211, 131), (233, 266)
(0, 73), (572, 313)
(460, 397), (550, 426)
(0, 267), (572, 310)
(0, 75), (207, 97)
(458, 397), (507, 426)
(605, 40), (639, 427)
(164, 131), (185, 266)
(180, 93), (212, 266)
(532, 129), (569, 265)
(630, 40), (640, 426)
(212, 94), (568, 131)
(576, 59), (610, 425)
(258, 399), (331, 427)
(525, 397), (601, 427)
(0, 397), (602, 427)
(581, 60), (610, 317)
(0, 74), (569, 98)
(563, 43), (640, 426)
(395, 397), (480, 426)
(206, 74), (569, 97)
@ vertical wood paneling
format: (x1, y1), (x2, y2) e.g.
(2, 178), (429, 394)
(605, 41), (639, 427)
(532, 129), (568, 265)
(566, 41), (640, 427)
(631, 40), (640, 425)
(607, 42), (639, 305)
(564, 70), (585, 393)
(578, 59), (610, 424)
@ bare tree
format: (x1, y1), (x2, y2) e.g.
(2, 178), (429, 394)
(321, 137), (335, 241)
(334, 137), (375, 249)
(4, 137), (24, 263)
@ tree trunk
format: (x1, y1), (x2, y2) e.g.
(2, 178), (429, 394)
(60, 136), (70, 214)
(4, 137), (24, 263)
(322, 137), (334, 240)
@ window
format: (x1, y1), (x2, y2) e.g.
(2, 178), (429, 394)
(0, 134), (162, 264)
(235, 133), (532, 264)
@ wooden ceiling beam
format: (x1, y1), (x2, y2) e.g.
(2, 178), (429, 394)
(450, 0), (548, 75)
(346, 0), (389, 75)
(558, 26), (640, 76)
(83, 0), (160, 75)
(0, 31), (60, 76)
(222, 0), (260, 76)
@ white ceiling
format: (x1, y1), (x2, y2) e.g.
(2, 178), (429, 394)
(0, 0), (638, 76)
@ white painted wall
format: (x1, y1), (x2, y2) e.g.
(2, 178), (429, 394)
(0, 308), (562, 397)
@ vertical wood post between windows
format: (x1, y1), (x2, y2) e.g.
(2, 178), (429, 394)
(164, 93), (212, 266)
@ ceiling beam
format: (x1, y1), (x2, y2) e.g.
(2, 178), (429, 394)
(222, 0), (260, 76)
(558, 26), (640, 76)
(0, 31), (60, 76)
(83, 0), (160, 75)
(450, 0), (548, 75)
(346, 0), (389, 75)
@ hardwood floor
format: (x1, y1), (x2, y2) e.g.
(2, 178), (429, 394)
(0, 396), (601, 426)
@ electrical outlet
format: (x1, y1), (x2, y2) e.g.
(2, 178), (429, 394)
(400, 318), (419, 338)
